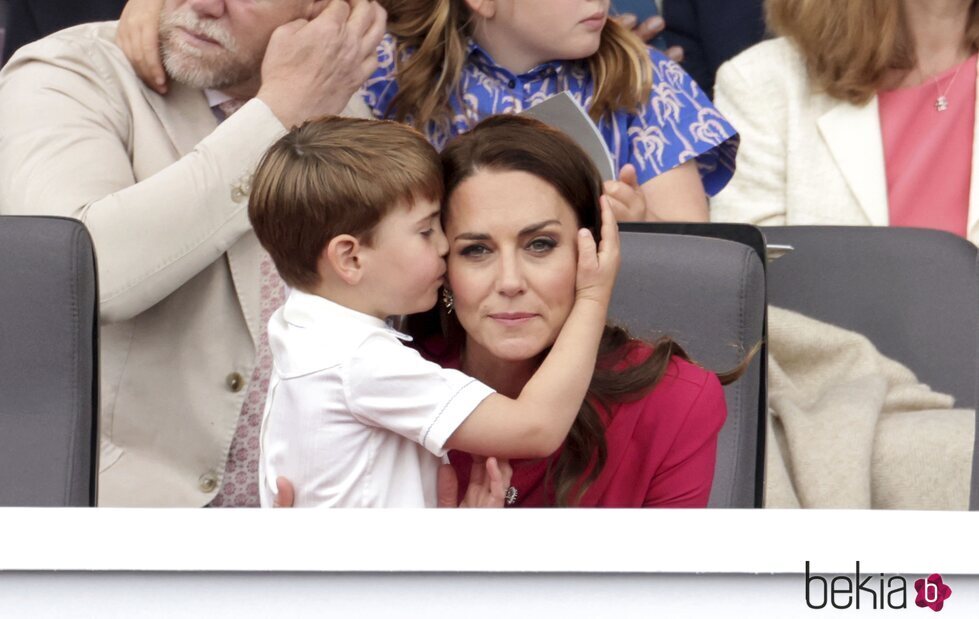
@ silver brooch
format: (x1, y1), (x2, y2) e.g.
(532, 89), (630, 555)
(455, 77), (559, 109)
(505, 485), (518, 505)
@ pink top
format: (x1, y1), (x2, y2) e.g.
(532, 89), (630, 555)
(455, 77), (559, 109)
(878, 54), (977, 238)
(440, 343), (727, 508)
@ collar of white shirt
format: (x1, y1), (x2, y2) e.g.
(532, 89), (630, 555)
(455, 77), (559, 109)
(281, 290), (413, 341)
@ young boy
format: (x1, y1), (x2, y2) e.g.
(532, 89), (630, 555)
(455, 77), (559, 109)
(248, 117), (617, 507)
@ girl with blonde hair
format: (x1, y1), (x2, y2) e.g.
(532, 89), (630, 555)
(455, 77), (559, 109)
(365, 0), (737, 222)
(712, 0), (979, 243)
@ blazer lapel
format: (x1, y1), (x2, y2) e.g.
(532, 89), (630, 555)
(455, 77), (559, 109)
(143, 81), (217, 157)
(226, 235), (264, 350)
(817, 98), (890, 226)
(967, 61), (979, 244)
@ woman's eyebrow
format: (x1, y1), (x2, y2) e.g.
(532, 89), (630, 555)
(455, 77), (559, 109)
(518, 220), (562, 236)
(452, 220), (563, 242)
(452, 232), (491, 242)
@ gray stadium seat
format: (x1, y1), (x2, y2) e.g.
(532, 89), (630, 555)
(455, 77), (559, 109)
(762, 226), (978, 510)
(611, 229), (766, 508)
(0, 215), (99, 506)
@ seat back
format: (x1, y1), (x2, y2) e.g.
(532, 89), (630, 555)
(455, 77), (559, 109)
(611, 231), (766, 507)
(763, 226), (979, 510)
(0, 216), (99, 506)
(764, 227), (978, 407)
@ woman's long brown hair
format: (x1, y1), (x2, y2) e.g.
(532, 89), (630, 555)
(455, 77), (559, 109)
(411, 115), (750, 506)
(766, 0), (979, 105)
(379, 0), (654, 130)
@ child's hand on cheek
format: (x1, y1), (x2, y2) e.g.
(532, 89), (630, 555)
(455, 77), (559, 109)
(602, 164), (653, 222)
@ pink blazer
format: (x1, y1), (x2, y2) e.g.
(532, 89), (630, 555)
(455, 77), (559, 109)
(449, 354), (727, 508)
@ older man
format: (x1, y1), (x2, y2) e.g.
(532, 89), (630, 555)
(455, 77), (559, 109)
(0, 0), (385, 507)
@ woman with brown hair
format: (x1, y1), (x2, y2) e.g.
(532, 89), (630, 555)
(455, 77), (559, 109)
(711, 0), (979, 244)
(416, 114), (732, 507)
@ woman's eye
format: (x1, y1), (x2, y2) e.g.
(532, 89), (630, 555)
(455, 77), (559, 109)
(459, 244), (489, 258)
(420, 228), (434, 237)
(527, 237), (557, 253)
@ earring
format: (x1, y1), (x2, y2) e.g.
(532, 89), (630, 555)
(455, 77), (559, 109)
(442, 288), (454, 315)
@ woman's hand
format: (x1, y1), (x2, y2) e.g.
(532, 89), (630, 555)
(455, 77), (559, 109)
(440, 457), (513, 508)
(603, 164), (651, 222)
(575, 198), (622, 307)
(117, 0), (168, 94)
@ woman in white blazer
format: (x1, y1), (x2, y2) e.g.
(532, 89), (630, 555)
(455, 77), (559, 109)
(711, 0), (979, 245)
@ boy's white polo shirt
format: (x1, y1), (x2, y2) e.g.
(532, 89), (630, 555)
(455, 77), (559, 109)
(258, 290), (494, 507)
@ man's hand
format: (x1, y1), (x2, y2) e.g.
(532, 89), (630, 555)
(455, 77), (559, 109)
(438, 457), (513, 508)
(257, 0), (386, 128)
(611, 8), (684, 63)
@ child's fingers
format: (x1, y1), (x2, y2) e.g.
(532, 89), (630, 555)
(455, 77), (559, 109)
(618, 163), (640, 190)
(597, 198), (621, 261)
(604, 172), (645, 222)
(576, 226), (598, 274)
(273, 476), (296, 508)
(602, 193), (638, 222)
(139, 29), (167, 93)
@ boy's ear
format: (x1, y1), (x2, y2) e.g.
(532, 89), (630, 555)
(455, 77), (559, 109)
(323, 234), (364, 285)
(463, 0), (495, 18)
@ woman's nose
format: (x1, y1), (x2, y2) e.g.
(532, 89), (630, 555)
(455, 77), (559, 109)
(495, 253), (526, 296)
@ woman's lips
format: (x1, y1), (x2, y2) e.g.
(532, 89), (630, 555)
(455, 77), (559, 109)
(489, 312), (538, 326)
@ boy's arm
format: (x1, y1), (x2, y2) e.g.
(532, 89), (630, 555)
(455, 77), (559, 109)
(443, 201), (620, 458)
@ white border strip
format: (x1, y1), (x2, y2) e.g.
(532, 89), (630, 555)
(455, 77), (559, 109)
(2, 508), (977, 574)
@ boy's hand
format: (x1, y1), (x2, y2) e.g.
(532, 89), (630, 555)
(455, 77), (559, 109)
(603, 164), (651, 222)
(574, 199), (621, 307)
(116, 0), (168, 94)
(272, 476), (296, 508)
(438, 458), (512, 508)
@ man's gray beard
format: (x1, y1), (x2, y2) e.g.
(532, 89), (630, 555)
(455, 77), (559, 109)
(158, 17), (260, 90)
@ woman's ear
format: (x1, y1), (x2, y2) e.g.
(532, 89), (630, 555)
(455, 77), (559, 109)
(323, 234), (364, 286)
(463, 0), (496, 18)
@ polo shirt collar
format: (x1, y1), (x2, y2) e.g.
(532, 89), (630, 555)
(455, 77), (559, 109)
(283, 290), (413, 342)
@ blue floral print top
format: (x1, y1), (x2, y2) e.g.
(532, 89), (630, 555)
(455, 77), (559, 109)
(361, 34), (738, 194)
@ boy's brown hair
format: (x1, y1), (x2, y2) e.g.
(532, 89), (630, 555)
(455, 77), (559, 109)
(248, 116), (444, 289)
